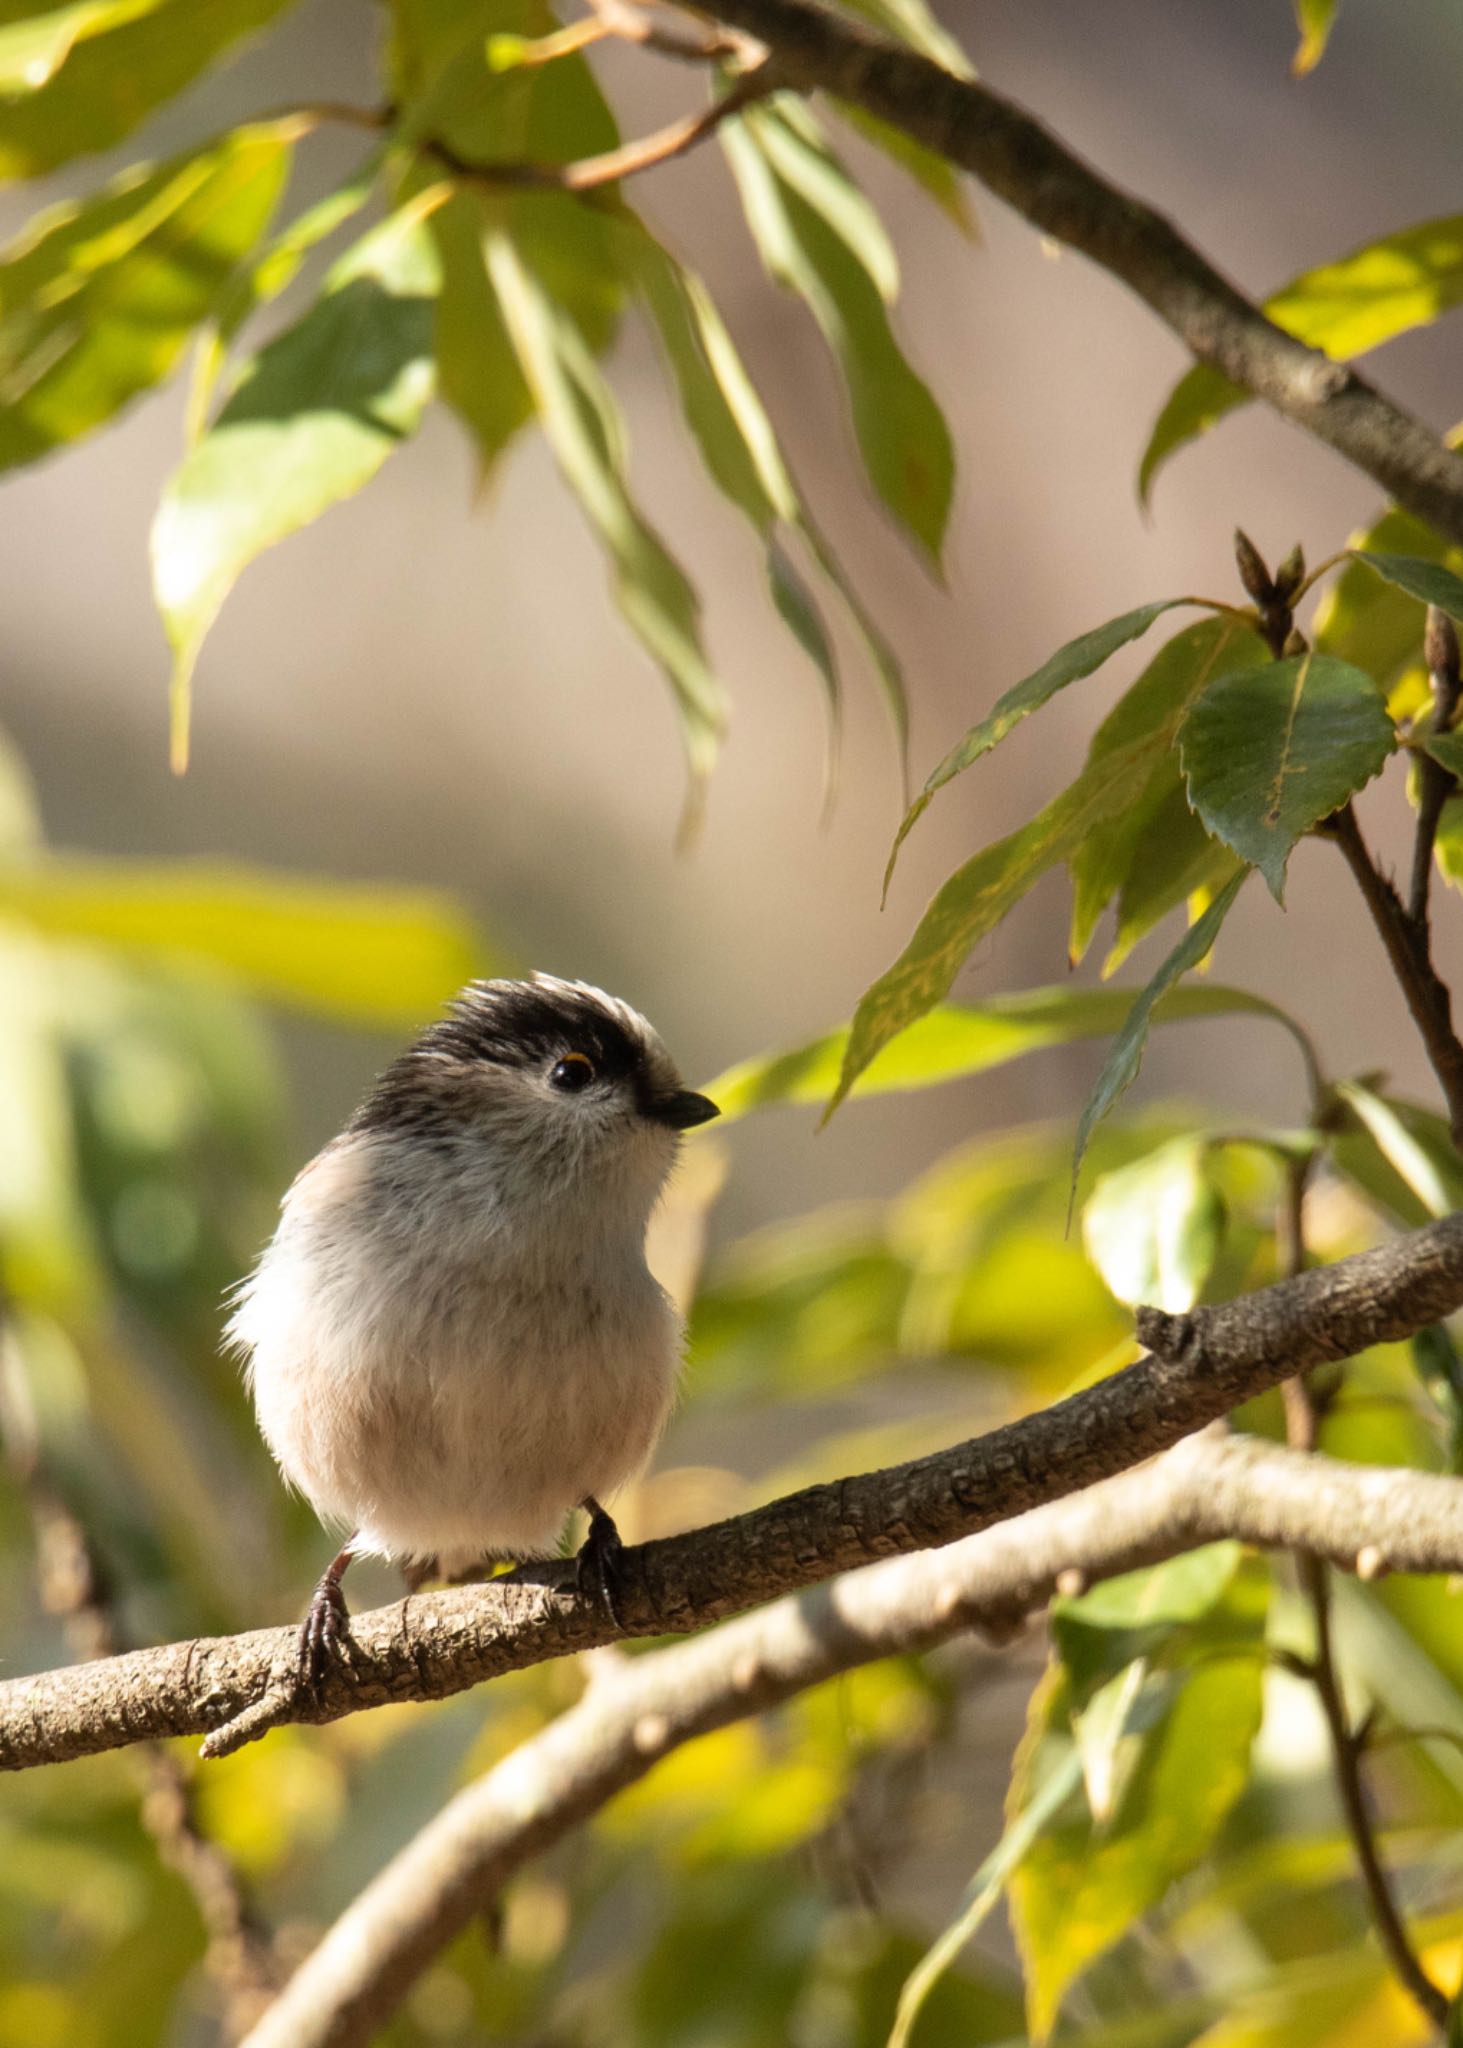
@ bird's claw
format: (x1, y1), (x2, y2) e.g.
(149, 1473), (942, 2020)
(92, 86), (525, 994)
(298, 1571), (350, 1690)
(576, 1500), (626, 1628)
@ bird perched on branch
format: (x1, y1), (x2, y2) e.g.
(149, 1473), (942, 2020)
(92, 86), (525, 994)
(226, 975), (720, 1672)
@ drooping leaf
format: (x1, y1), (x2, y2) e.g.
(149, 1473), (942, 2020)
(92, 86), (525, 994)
(1180, 652), (1395, 901)
(890, 600), (1191, 884)
(0, 123), (291, 472)
(1292, 0), (1339, 74)
(1353, 549), (1463, 623)
(0, 0), (303, 180)
(1106, 786), (1242, 974)
(1140, 212), (1463, 498)
(723, 102), (954, 565)
(1011, 1562), (1268, 2041)
(832, 625), (1255, 1114)
(832, 104), (975, 233)
(1082, 1137), (1225, 1311)
(429, 189), (534, 478)
(1068, 618), (1266, 963)
(1334, 1082), (1463, 1222)
(626, 220), (840, 722)
(0, 856), (488, 1024)
(1426, 730), (1463, 779)
(709, 981), (1318, 1120)
(484, 227), (727, 798)
(151, 198), (441, 772)
(1071, 871), (1249, 1192)
(1313, 506), (1459, 679)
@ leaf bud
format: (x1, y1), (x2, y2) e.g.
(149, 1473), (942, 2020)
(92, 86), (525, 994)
(1233, 528), (1274, 604)
(1272, 544), (1306, 602)
(1425, 604), (1461, 696)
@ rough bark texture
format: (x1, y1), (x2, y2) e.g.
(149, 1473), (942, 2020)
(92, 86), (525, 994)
(693, 0), (1463, 544)
(239, 1430), (1463, 2048)
(4, 1213), (1463, 1771)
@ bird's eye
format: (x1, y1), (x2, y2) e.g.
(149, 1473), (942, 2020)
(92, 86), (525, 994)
(549, 1053), (596, 1093)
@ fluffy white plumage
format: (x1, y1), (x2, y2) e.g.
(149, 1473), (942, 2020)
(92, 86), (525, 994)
(227, 977), (712, 1578)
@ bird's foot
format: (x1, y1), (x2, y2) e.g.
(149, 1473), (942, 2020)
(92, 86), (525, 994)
(576, 1498), (626, 1628)
(298, 1543), (355, 1690)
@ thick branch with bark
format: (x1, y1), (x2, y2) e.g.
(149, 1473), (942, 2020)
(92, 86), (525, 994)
(4, 1212), (1463, 1772)
(684, 0), (1463, 546)
(239, 1429), (1463, 2048)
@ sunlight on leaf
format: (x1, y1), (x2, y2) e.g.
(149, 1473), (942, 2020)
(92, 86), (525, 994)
(1291, 0), (1339, 75)
(1082, 1137), (1225, 1311)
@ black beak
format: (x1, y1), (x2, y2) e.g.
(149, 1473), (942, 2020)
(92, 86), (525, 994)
(646, 1089), (721, 1130)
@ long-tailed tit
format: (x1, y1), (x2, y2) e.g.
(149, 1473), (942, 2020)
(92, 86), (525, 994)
(226, 975), (719, 1668)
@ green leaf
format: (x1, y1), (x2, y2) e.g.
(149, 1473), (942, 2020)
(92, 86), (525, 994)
(429, 189), (533, 479)
(1068, 618), (1266, 964)
(832, 104), (975, 234)
(1353, 549), (1463, 622)
(0, 856), (488, 1024)
(1180, 652), (1395, 901)
(1071, 871), (1248, 1193)
(1334, 1081), (1463, 1221)
(709, 981), (1318, 1120)
(1292, 0), (1339, 75)
(484, 227), (727, 799)
(1082, 1138), (1225, 1312)
(1140, 212), (1463, 498)
(151, 199), (441, 772)
(0, 0), (158, 95)
(1313, 506), (1457, 679)
(1106, 786), (1242, 974)
(0, 0), (303, 181)
(832, 622), (1257, 1114)
(1426, 730), (1463, 779)
(626, 220), (840, 724)
(1011, 1562), (1268, 2041)
(890, 600), (1190, 884)
(0, 124), (291, 473)
(833, 0), (973, 74)
(723, 102), (954, 564)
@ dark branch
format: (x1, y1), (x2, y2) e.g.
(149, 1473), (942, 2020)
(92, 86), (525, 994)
(4, 1214), (1463, 1770)
(678, 0), (1463, 546)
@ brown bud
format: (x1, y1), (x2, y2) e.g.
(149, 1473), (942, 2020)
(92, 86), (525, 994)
(1426, 604), (1461, 695)
(1272, 544), (1306, 603)
(1234, 529), (1274, 604)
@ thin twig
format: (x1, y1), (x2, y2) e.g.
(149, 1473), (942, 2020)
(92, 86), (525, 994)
(423, 62), (776, 192)
(1275, 1162), (1447, 2029)
(1410, 607), (1463, 928)
(1327, 805), (1463, 1146)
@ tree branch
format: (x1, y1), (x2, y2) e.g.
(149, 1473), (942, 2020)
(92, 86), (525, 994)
(3, 1213), (1463, 1771)
(238, 1429), (1463, 2048)
(679, 0), (1463, 547)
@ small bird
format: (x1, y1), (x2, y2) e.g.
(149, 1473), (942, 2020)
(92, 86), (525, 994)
(226, 975), (720, 1669)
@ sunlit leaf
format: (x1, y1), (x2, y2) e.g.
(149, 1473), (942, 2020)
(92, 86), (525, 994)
(485, 227), (726, 800)
(831, 620), (1240, 1116)
(151, 198), (441, 772)
(1082, 1137), (1225, 1311)
(833, 0), (974, 74)
(1071, 871), (1248, 1192)
(890, 599), (1191, 884)
(1140, 213), (1463, 498)
(0, 0), (302, 180)
(723, 102), (954, 564)
(626, 220), (841, 722)
(0, 124), (291, 472)
(0, 855), (487, 1024)
(1068, 618), (1265, 964)
(709, 981), (1318, 1120)
(1011, 1562), (1268, 2040)
(1292, 0), (1338, 74)
(429, 189), (533, 478)
(1354, 549), (1463, 623)
(1179, 652), (1395, 901)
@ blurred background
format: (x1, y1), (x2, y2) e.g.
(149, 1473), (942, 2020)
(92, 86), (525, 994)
(5, 1), (1463, 2042)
